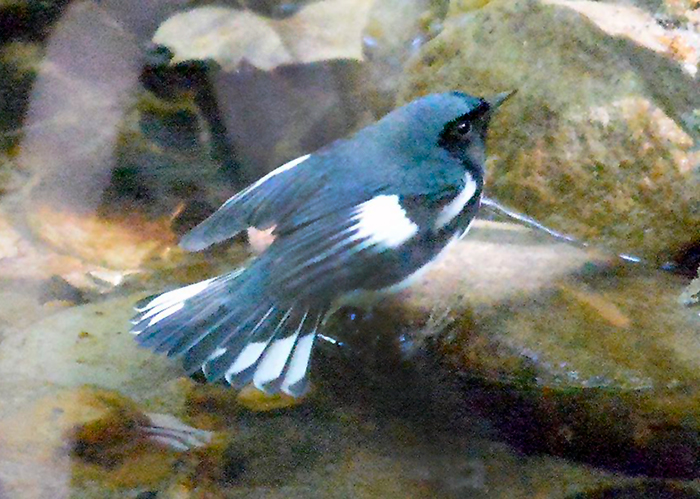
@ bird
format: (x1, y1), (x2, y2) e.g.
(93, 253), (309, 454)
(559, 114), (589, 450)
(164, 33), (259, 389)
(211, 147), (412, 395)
(130, 90), (514, 398)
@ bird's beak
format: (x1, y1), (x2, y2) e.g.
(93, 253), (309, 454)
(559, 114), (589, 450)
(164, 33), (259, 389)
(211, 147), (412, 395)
(486, 90), (517, 110)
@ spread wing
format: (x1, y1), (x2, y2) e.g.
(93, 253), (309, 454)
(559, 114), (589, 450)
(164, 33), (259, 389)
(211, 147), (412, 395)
(179, 154), (327, 251)
(179, 139), (472, 258)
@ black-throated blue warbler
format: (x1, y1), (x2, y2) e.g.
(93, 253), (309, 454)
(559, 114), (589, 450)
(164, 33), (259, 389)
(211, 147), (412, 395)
(131, 90), (513, 397)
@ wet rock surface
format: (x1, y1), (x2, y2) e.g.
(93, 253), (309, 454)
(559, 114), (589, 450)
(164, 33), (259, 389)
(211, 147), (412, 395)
(0, 294), (181, 409)
(0, 387), (177, 497)
(4, 221), (700, 495)
(322, 222), (700, 479)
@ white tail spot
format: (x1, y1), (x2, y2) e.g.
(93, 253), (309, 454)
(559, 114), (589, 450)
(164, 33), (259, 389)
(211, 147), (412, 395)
(254, 311), (308, 388)
(136, 278), (215, 312)
(281, 333), (316, 394)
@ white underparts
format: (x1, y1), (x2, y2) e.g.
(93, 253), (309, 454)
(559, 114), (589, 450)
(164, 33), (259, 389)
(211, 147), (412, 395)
(435, 172), (478, 229)
(332, 219), (477, 311)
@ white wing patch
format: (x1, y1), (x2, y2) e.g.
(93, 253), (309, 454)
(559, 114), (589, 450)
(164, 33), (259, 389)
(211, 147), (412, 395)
(435, 172), (478, 229)
(353, 195), (418, 248)
(283, 195), (418, 276)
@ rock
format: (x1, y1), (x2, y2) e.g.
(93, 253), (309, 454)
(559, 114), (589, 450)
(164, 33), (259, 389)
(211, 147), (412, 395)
(571, 482), (700, 499)
(681, 270), (700, 308)
(11, 1), (197, 272)
(0, 387), (176, 497)
(662, 0), (700, 23)
(0, 42), (41, 156)
(25, 206), (178, 270)
(236, 384), (307, 412)
(445, 265), (700, 477)
(544, 1), (700, 74)
(437, 265), (700, 393)
(400, 0), (700, 261)
(0, 294), (181, 410)
(363, 0), (444, 114)
(0, 0), (69, 41)
(401, 220), (601, 310)
(320, 220), (700, 477)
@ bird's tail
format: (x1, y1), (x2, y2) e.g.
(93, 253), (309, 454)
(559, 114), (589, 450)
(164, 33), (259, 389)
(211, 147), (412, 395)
(130, 263), (325, 397)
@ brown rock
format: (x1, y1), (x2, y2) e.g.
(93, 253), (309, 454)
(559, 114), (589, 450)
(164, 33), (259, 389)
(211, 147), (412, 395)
(400, 0), (700, 261)
(0, 387), (174, 497)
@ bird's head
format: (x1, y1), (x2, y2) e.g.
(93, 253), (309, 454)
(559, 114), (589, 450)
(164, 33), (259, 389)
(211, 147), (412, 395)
(375, 90), (515, 174)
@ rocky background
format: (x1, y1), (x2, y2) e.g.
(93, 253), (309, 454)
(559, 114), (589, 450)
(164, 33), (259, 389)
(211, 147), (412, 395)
(0, 0), (699, 497)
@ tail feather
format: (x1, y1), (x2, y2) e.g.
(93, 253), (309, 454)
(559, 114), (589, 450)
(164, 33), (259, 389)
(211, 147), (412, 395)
(181, 304), (275, 374)
(165, 304), (240, 358)
(280, 316), (321, 396)
(252, 310), (308, 388)
(130, 266), (326, 397)
(131, 273), (238, 346)
(219, 308), (295, 389)
(137, 296), (228, 352)
(200, 305), (287, 381)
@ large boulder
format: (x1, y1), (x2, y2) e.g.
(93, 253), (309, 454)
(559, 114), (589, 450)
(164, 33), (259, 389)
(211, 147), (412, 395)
(321, 220), (700, 478)
(400, 0), (700, 261)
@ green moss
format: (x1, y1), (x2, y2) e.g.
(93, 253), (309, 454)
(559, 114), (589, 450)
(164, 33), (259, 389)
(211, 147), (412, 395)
(0, 42), (40, 153)
(68, 393), (151, 468)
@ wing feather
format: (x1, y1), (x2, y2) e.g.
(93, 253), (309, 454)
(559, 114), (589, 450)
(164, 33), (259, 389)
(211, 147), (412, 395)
(180, 154), (324, 251)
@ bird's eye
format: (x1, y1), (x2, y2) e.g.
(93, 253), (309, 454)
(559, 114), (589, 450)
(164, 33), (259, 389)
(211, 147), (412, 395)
(456, 121), (471, 135)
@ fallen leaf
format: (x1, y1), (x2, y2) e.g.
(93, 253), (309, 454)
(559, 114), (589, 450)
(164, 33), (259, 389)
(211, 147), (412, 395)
(154, 0), (376, 71)
(26, 205), (177, 270)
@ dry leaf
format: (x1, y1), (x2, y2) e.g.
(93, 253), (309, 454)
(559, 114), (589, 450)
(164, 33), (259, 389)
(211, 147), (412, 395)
(154, 0), (376, 71)
(26, 205), (177, 270)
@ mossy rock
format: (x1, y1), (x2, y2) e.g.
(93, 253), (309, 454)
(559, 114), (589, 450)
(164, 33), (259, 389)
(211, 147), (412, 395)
(438, 265), (700, 478)
(681, 270), (700, 308)
(0, 295), (182, 407)
(320, 222), (700, 477)
(0, 42), (41, 153)
(0, 0), (70, 41)
(400, 0), (700, 261)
